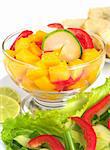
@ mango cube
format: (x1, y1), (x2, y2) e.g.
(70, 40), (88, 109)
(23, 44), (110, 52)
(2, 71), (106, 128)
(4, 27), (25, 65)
(22, 76), (37, 91)
(28, 34), (36, 42)
(16, 49), (40, 64)
(35, 76), (55, 91)
(49, 61), (70, 82)
(81, 48), (100, 62)
(7, 61), (27, 82)
(15, 38), (30, 53)
(29, 42), (42, 57)
(5, 50), (16, 58)
(42, 52), (61, 67)
(26, 61), (48, 80)
(69, 59), (84, 80)
(68, 79), (88, 90)
(35, 30), (47, 42)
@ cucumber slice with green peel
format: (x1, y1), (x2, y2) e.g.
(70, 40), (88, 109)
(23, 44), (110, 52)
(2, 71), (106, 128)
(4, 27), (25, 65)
(42, 29), (82, 62)
(93, 125), (110, 150)
(14, 135), (30, 147)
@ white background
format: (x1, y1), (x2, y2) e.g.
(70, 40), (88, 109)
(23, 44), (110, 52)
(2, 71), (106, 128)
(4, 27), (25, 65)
(0, 0), (110, 149)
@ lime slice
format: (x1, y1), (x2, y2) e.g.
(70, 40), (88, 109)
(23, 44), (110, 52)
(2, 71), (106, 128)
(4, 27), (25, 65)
(0, 95), (20, 123)
(0, 87), (21, 103)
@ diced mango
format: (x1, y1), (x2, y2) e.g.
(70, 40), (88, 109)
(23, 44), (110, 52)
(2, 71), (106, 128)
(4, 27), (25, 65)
(85, 61), (101, 84)
(42, 52), (61, 67)
(28, 34), (36, 42)
(7, 61), (27, 82)
(69, 59), (84, 66)
(69, 59), (84, 80)
(35, 30), (47, 42)
(16, 49), (40, 64)
(81, 48), (100, 62)
(26, 61), (48, 80)
(22, 76), (37, 91)
(29, 42), (42, 57)
(5, 50), (16, 58)
(49, 61), (70, 82)
(68, 79), (89, 90)
(52, 49), (61, 56)
(15, 38), (30, 53)
(35, 76), (55, 91)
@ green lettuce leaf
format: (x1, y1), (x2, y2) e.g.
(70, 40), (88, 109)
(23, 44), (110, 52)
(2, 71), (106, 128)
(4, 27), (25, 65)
(75, 78), (110, 117)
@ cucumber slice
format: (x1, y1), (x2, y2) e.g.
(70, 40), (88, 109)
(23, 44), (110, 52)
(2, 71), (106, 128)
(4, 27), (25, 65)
(42, 30), (82, 62)
(14, 135), (30, 147)
(93, 125), (110, 150)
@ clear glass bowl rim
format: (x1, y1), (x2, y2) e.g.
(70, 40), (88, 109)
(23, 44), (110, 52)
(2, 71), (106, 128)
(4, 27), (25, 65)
(2, 30), (106, 70)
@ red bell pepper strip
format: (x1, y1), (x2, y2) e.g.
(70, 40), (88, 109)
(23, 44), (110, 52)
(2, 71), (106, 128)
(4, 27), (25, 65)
(108, 119), (110, 129)
(82, 95), (110, 124)
(28, 134), (65, 150)
(53, 76), (81, 91)
(48, 23), (64, 29)
(67, 28), (94, 49)
(71, 117), (96, 150)
(10, 30), (33, 50)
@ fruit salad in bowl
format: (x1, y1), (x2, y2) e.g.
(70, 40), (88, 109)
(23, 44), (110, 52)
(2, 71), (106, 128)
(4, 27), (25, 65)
(2, 24), (105, 110)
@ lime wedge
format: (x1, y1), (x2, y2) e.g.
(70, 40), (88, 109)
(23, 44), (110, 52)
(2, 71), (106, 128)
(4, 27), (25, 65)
(0, 95), (20, 123)
(0, 87), (21, 103)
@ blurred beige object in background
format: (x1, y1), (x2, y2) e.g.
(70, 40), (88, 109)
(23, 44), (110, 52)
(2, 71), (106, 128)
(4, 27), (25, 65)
(83, 18), (110, 33)
(61, 19), (85, 28)
(84, 7), (110, 58)
(88, 7), (110, 20)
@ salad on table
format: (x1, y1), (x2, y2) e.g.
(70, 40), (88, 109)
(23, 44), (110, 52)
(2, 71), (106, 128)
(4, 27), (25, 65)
(1, 78), (110, 150)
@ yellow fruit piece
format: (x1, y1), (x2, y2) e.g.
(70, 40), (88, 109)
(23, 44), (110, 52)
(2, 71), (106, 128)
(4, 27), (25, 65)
(69, 59), (84, 66)
(52, 49), (61, 56)
(26, 61), (48, 80)
(28, 34), (36, 42)
(29, 42), (42, 57)
(69, 59), (84, 80)
(15, 38), (30, 53)
(22, 76), (37, 91)
(35, 76), (55, 91)
(5, 50), (15, 58)
(68, 79), (88, 90)
(81, 48), (100, 62)
(49, 61), (70, 82)
(42, 52), (61, 67)
(7, 60), (27, 82)
(85, 61), (101, 84)
(16, 49), (40, 64)
(35, 30), (47, 42)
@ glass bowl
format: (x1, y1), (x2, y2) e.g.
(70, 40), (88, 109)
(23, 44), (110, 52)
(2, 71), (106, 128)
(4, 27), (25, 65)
(2, 30), (105, 112)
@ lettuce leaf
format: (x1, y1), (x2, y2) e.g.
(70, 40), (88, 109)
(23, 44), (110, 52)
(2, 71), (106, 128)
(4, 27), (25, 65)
(75, 78), (110, 117)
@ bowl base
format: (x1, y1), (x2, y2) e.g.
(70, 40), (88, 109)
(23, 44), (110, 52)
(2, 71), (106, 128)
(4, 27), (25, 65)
(21, 95), (67, 113)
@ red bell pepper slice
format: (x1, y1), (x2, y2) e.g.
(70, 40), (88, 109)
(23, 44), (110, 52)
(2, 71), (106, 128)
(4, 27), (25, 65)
(53, 76), (81, 91)
(48, 23), (64, 29)
(10, 30), (33, 50)
(67, 28), (94, 49)
(82, 95), (110, 124)
(28, 134), (65, 150)
(108, 119), (110, 129)
(71, 117), (96, 150)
